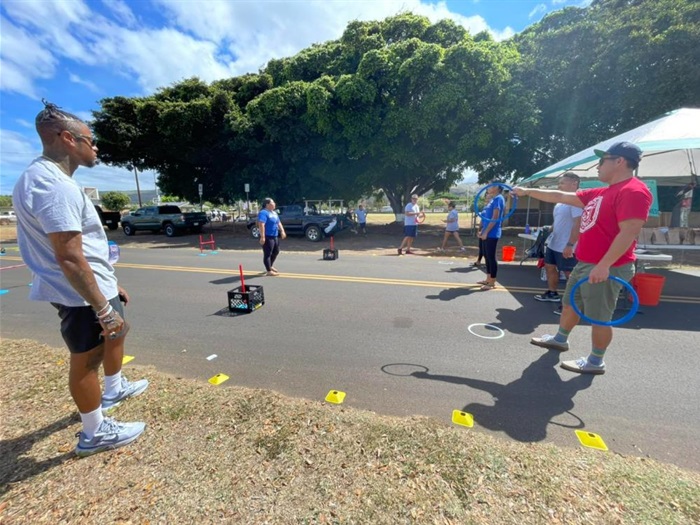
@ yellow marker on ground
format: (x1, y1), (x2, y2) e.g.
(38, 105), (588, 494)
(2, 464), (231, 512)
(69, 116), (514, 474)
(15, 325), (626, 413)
(575, 430), (608, 451)
(209, 373), (229, 385)
(122, 355), (135, 365)
(325, 390), (346, 404)
(451, 410), (474, 428)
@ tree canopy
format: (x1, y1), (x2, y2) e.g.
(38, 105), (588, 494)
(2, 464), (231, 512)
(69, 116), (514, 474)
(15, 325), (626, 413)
(92, 1), (699, 207)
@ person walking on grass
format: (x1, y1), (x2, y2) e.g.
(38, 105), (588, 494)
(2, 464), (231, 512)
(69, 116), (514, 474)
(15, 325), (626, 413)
(258, 197), (286, 276)
(437, 201), (466, 252)
(398, 194), (422, 255)
(355, 204), (368, 236)
(477, 183), (505, 290)
(534, 172), (582, 309)
(514, 142), (652, 375)
(12, 100), (148, 457)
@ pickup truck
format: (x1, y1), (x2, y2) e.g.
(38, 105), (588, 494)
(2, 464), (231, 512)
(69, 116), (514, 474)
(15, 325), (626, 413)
(94, 205), (121, 230)
(0, 211), (17, 224)
(247, 204), (351, 242)
(121, 205), (209, 237)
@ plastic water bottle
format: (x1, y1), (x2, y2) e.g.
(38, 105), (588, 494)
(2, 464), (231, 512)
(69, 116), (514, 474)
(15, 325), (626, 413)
(525, 224), (531, 234)
(108, 241), (120, 265)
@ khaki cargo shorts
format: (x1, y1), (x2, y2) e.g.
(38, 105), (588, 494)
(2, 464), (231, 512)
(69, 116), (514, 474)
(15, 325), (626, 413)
(562, 262), (635, 323)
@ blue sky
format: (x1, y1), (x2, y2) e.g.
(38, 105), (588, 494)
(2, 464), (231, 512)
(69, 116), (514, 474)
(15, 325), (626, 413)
(0, 0), (590, 196)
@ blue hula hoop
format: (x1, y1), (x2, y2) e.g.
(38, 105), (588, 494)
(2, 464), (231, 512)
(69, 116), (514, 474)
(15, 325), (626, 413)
(569, 276), (639, 326)
(473, 182), (517, 222)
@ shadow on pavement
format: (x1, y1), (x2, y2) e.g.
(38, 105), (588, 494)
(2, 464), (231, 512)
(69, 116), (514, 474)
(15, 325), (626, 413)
(408, 351), (595, 442)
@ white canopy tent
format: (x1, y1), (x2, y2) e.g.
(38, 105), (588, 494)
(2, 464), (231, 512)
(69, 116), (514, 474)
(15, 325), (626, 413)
(520, 108), (700, 187)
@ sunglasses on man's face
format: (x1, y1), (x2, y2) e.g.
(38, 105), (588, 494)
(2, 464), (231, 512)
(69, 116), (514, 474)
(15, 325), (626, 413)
(59, 131), (96, 147)
(598, 156), (620, 166)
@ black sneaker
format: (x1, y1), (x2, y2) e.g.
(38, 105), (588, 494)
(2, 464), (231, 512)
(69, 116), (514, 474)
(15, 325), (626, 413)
(534, 291), (561, 302)
(553, 305), (562, 316)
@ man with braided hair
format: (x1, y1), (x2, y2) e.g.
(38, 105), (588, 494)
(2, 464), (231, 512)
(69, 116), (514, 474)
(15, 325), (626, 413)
(13, 100), (148, 456)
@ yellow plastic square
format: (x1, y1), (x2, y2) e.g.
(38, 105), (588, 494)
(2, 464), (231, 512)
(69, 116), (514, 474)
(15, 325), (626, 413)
(575, 430), (608, 451)
(208, 373), (229, 386)
(452, 410), (474, 428)
(325, 390), (346, 404)
(122, 355), (135, 365)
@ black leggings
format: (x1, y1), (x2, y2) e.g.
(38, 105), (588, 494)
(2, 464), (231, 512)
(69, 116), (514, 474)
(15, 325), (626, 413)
(477, 238), (485, 261)
(483, 237), (499, 279)
(262, 237), (280, 271)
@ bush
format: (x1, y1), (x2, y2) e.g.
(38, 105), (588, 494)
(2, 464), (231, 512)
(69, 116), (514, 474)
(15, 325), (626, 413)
(101, 192), (131, 211)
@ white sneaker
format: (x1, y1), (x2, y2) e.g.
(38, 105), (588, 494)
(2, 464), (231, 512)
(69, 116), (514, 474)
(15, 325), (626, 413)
(561, 357), (605, 375)
(530, 334), (569, 352)
(75, 418), (146, 457)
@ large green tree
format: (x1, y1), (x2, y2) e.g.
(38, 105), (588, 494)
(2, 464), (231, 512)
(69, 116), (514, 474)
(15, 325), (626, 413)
(512, 0), (700, 174)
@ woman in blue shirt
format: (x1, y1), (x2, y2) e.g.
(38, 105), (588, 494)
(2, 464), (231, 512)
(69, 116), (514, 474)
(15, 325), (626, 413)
(477, 184), (506, 290)
(257, 198), (286, 276)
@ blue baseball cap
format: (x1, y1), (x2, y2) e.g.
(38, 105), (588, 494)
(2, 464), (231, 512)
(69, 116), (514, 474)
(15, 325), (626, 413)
(593, 141), (642, 164)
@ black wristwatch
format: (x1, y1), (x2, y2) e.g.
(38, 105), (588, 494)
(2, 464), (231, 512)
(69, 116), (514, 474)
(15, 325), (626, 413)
(566, 242), (575, 247)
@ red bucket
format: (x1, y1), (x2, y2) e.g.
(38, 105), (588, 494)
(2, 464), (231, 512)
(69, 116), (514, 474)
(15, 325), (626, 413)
(501, 246), (516, 262)
(631, 273), (665, 306)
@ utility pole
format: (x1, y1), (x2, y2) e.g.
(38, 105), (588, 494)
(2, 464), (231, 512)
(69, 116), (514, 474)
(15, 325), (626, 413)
(133, 165), (143, 207)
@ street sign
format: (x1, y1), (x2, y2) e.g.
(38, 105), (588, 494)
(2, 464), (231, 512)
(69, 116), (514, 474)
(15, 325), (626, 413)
(198, 183), (203, 196)
(244, 183), (250, 193)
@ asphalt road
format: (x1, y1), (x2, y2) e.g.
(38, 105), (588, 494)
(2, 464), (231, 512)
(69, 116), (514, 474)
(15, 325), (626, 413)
(2, 245), (699, 471)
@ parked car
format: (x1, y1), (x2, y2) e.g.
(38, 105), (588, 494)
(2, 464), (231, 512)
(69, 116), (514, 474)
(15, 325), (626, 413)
(121, 205), (209, 237)
(94, 205), (121, 230)
(379, 206), (394, 213)
(0, 211), (17, 224)
(247, 204), (351, 242)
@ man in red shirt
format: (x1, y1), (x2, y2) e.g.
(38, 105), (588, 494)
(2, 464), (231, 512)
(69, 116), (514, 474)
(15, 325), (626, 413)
(514, 142), (652, 374)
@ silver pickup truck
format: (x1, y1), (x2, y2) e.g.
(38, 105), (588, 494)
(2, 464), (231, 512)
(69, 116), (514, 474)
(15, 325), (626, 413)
(121, 205), (209, 237)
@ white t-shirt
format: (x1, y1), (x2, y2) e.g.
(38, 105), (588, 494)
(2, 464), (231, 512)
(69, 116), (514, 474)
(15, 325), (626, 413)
(445, 209), (459, 232)
(547, 202), (583, 253)
(13, 157), (118, 306)
(404, 203), (419, 226)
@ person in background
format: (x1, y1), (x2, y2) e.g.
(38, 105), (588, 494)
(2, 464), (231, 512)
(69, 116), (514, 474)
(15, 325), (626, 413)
(437, 201), (466, 252)
(514, 142), (652, 375)
(12, 100), (148, 457)
(355, 204), (368, 236)
(534, 172), (582, 308)
(477, 184), (505, 290)
(258, 197), (286, 276)
(398, 194), (421, 255)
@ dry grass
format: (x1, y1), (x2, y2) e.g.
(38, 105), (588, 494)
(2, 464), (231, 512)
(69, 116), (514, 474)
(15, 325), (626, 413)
(1, 339), (699, 524)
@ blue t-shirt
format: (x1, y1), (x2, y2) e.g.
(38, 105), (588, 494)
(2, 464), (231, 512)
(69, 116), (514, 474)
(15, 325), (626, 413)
(258, 208), (280, 237)
(483, 194), (505, 239)
(355, 209), (367, 223)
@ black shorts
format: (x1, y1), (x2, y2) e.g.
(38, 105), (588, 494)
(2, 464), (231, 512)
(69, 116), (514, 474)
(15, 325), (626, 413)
(52, 295), (124, 353)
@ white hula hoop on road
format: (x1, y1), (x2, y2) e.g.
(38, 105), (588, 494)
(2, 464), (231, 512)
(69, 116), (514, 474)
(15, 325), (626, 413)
(467, 323), (505, 340)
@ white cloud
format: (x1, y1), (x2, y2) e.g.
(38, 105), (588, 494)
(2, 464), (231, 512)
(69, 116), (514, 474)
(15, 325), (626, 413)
(529, 4), (548, 19)
(69, 73), (100, 93)
(15, 119), (34, 129)
(1, 0), (516, 100)
(0, 15), (57, 98)
(101, 0), (137, 27)
(0, 128), (41, 193)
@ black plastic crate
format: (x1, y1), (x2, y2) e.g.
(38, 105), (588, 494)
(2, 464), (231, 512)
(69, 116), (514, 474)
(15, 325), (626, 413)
(227, 284), (265, 313)
(323, 248), (339, 260)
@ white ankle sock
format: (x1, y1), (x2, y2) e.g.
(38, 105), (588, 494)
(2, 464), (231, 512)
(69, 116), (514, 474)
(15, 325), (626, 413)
(104, 371), (122, 399)
(80, 407), (104, 439)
